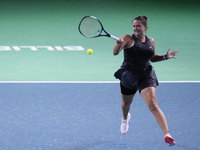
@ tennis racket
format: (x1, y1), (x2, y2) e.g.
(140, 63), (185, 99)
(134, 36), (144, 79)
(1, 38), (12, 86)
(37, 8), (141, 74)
(78, 16), (119, 41)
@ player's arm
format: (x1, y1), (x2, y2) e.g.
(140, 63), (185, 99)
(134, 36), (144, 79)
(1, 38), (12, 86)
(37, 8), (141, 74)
(149, 38), (178, 62)
(113, 34), (131, 55)
(149, 38), (164, 62)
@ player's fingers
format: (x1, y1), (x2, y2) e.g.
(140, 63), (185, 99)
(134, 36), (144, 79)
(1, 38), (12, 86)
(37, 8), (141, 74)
(172, 49), (178, 52)
(117, 38), (122, 43)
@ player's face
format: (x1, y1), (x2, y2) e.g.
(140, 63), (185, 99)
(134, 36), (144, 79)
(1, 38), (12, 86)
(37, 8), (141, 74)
(132, 20), (147, 37)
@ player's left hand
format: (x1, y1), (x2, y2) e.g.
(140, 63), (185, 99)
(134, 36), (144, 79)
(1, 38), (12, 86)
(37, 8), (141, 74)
(166, 48), (179, 59)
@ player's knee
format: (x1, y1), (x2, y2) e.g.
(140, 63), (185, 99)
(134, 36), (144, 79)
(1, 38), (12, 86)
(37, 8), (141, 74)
(148, 99), (159, 113)
(122, 100), (132, 107)
(149, 104), (159, 113)
(122, 95), (134, 106)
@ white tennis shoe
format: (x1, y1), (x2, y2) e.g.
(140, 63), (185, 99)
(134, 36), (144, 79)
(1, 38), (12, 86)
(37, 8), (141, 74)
(120, 113), (131, 134)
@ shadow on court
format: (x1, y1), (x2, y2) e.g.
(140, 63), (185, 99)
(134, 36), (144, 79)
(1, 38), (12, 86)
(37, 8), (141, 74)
(0, 83), (199, 150)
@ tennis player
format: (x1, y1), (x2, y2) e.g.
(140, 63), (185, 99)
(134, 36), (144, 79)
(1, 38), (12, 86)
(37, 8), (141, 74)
(113, 16), (178, 146)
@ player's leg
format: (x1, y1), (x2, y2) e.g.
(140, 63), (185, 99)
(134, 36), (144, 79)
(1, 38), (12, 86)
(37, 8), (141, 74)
(140, 87), (175, 146)
(120, 94), (134, 134)
(120, 83), (136, 119)
(121, 94), (134, 120)
(120, 83), (136, 134)
(140, 87), (168, 133)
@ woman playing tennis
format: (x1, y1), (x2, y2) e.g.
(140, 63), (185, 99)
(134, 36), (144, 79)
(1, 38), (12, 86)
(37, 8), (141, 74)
(113, 16), (178, 146)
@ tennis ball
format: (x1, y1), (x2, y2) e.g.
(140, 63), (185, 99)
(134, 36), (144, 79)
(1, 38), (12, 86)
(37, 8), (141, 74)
(87, 49), (93, 55)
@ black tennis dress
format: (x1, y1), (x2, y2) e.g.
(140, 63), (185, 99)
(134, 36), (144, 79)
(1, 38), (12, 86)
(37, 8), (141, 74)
(114, 34), (158, 90)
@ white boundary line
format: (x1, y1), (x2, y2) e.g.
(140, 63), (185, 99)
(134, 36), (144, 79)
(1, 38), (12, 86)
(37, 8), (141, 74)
(159, 81), (200, 83)
(0, 81), (199, 83)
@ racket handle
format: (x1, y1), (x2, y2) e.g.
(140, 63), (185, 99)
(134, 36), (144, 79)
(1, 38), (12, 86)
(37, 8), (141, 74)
(110, 35), (119, 41)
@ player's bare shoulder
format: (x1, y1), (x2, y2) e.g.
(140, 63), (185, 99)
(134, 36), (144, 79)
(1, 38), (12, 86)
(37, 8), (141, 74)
(148, 37), (155, 43)
(122, 34), (134, 49)
(148, 37), (155, 47)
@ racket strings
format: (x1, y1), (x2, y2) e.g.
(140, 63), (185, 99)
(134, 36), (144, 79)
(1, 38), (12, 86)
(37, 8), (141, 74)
(79, 17), (102, 38)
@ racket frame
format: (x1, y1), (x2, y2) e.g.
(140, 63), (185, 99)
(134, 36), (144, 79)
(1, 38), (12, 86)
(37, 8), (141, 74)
(78, 16), (119, 41)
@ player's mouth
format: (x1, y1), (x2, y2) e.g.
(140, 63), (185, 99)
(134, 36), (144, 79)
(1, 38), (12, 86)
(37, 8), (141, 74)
(134, 30), (140, 34)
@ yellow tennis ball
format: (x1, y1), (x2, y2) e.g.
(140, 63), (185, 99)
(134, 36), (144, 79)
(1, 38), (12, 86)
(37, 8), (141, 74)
(87, 49), (93, 55)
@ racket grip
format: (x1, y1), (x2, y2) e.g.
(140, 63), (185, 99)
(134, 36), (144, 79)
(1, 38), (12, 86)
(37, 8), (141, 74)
(110, 35), (119, 41)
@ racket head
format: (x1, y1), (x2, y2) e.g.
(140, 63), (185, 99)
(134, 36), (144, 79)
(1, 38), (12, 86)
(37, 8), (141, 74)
(78, 16), (104, 38)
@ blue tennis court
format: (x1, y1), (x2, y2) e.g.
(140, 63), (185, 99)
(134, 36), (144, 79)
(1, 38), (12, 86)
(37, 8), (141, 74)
(0, 82), (199, 150)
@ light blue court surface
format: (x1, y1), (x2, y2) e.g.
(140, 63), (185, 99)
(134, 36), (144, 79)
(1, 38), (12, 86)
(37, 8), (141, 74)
(0, 82), (199, 150)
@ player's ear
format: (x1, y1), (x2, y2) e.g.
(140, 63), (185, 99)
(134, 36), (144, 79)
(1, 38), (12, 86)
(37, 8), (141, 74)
(145, 25), (147, 31)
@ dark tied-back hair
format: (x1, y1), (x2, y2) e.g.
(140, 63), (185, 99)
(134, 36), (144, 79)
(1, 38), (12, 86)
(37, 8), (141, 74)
(132, 16), (148, 27)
